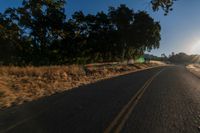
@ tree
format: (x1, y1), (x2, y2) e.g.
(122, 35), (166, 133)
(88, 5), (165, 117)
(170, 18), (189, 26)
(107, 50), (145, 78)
(16, 0), (66, 64)
(133, 11), (161, 52)
(161, 53), (167, 61)
(108, 4), (135, 60)
(0, 2), (161, 65)
(0, 9), (22, 65)
(151, 0), (176, 15)
(168, 52), (190, 63)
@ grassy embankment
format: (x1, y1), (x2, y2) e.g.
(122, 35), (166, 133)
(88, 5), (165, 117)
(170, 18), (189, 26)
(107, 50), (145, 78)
(0, 61), (165, 109)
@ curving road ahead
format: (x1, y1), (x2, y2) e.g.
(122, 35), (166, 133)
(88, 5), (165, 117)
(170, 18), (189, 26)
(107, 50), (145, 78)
(1, 65), (200, 133)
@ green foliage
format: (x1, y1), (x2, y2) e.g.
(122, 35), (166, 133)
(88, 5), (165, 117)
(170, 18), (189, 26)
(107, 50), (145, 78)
(0, 2), (161, 65)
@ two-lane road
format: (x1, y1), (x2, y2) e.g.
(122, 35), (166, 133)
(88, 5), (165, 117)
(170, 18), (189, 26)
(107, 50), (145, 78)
(1, 65), (200, 133)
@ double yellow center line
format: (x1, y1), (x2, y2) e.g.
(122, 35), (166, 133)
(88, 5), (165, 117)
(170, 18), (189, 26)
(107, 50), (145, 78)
(104, 68), (165, 133)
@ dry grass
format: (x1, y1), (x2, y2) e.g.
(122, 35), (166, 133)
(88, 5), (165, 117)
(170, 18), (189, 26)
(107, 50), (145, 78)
(186, 64), (200, 77)
(0, 62), (165, 109)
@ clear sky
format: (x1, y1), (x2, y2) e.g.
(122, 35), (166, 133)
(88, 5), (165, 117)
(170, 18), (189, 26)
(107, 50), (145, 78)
(1, 0), (200, 56)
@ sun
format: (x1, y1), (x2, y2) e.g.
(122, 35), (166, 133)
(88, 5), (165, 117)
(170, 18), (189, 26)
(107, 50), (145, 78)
(190, 42), (200, 54)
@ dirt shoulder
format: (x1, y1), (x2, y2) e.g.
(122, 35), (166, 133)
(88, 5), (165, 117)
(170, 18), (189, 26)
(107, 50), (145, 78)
(0, 61), (165, 109)
(186, 64), (200, 77)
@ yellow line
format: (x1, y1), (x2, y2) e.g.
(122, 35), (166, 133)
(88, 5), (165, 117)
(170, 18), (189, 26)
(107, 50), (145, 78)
(103, 78), (151, 133)
(103, 68), (165, 133)
(2, 68), (165, 133)
(115, 76), (155, 133)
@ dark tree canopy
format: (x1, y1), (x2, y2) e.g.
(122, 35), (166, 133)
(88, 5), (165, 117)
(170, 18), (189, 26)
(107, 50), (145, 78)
(168, 52), (200, 64)
(151, 0), (176, 15)
(0, 1), (161, 65)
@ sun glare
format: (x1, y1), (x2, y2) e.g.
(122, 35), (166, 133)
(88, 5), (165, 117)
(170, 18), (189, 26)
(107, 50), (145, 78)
(190, 42), (200, 54)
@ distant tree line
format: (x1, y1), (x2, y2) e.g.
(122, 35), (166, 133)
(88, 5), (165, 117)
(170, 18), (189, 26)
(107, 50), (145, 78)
(0, 0), (161, 65)
(168, 52), (200, 64)
(144, 54), (162, 61)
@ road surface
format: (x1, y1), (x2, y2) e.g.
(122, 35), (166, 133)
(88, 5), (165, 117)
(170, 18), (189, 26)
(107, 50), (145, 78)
(1, 65), (200, 133)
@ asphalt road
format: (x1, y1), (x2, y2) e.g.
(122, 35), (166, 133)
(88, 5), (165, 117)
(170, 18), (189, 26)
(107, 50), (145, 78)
(1, 65), (200, 133)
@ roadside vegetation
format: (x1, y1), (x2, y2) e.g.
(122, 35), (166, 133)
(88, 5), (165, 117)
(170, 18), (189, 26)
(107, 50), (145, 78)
(160, 52), (200, 77)
(168, 52), (200, 64)
(0, 0), (166, 109)
(0, 1), (161, 65)
(0, 61), (165, 109)
(186, 64), (200, 78)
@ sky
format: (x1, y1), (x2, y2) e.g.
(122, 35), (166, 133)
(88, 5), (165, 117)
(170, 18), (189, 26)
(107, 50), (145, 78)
(1, 0), (200, 56)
